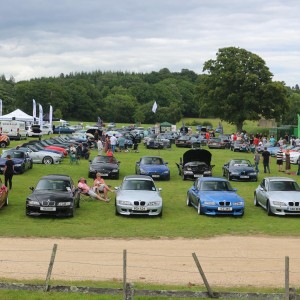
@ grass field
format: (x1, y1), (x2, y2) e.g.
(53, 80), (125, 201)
(0, 123), (299, 239)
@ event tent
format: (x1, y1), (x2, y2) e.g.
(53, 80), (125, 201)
(0, 109), (35, 123)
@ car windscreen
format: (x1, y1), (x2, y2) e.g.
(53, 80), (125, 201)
(201, 181), (233, 191)
(230, 160), (252, 167)
(269, 181), (300, 191)
(1, 151), (25, 159)
(36, 179), (70, 191)
(93, 156), (117, 164)
(122, 180), (156, 191)
(141, 157), (163, 165)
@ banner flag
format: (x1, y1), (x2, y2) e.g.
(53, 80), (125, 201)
(49, 105), (53, 128)
(33, 99), (36, 118)
(39, 104), (43, 126)
(0, 99), (2, 116)
(152, 101), (158, 113)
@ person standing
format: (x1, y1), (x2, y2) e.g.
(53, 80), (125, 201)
(254, 150), (260, 173)
(97, 139), (104, 155)
(261, 147), (271, 174)
(276, 147), (284, 172)
(3, 154), (14, 190)
(285, 149), (291, 174)
(110, 134), (118, 153)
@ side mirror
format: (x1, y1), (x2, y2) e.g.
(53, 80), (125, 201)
(233, 188), (237, 192)
(158, 187), (162, 191)
(30, 186), (34, 191)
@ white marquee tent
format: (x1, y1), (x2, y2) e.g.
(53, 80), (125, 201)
(0, 109), (35, 123)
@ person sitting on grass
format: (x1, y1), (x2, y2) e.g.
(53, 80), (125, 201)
(93, 173), (114, 201)
(78, 177), (109, 202)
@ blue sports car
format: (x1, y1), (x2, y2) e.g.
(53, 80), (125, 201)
(186, 177), (245, 216)
(135, 156), (170, 180)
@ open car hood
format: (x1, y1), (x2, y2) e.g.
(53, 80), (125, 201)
(182, 149), (212, 166)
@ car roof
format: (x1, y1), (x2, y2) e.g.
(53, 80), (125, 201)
(265, 177), (296, 182)
(198, 177), (228, 182)
(124, 175), (154, 181)
(40, 174), (72, 180)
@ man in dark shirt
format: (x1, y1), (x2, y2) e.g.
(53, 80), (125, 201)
(262, 147), (271, 174)
(3, 154), (14, 189)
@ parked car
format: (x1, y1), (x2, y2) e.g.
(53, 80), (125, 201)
(254, 177), (300, 216)
(222, 159), (257, 181)
(115, 175), (163, 216)
(175, 135), (201, 148)
(28, 140), (68, 156)
(26, 174), (80, 217)
(186, 177), (244, 216)
(207, 138), (226, 149)
(88, 155), (120, 179)
(176, 149), (214, 180)
(0, 149), (33, 174)
(53, 126), (75, 134)
(135, 156), (170, 180)
(230, 140), (250, 152)
(0, 134), (10, 148)
(15, 146), (62, 165)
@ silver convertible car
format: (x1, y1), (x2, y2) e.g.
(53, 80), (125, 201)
(115, 175), (163, 216)
(254, 177), (300, 216)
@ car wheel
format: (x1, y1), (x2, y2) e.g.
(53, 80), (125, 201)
(76, 198), (80, 208)
(197, 202), (202, 215)
(158, 209), (163, 217)
(186, 194), (192, 206)
(115, 207), (119, 216)
(0, 142), (7, 148)
(20, 165), (25, 174)
(254, 194), (259, 206)
(29, 162), (33, 169)
(4, 196), (8, 206)
(266, 201), (274, 216)
(182, 174), (186, 180)
(43, 156), (53, 164)
(165, 174), (170, 181)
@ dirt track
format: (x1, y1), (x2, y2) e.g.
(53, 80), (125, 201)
(1, 236), (300, 287)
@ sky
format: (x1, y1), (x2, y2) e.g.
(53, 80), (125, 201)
(0, 0), (299, 87)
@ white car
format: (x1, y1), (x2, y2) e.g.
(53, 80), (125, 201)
(27, 124), (53, 137)
(18, 146), (62, 164)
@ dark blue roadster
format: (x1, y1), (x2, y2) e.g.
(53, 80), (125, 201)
(186, 177), (245, 216)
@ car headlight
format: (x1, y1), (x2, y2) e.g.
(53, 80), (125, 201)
(203, 171), (212, 174)
(233, 201), (244, 206)
(89, 167), (95, 172)
(186, 167), (192, 171)
(272, 201), (287, 206)
(249, 172), (257, 175)
(163, 170), (169, 174)
(57, 202), (72, 206)
(139, 168), (148, 174)
(148, 201), (161, 206)
(27, 200), (40, 206)
(118, 200), (131, 205)
(203, 201), (216, 206)
(112, 169), (119, 172)
(231, 172), (239, 175)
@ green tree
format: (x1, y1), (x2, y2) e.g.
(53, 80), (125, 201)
(199, 47), (289, 132)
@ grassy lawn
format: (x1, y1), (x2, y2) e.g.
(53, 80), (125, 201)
(0, 126), (299, 239)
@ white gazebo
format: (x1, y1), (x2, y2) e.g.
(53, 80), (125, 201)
(0, 109), (35, 123)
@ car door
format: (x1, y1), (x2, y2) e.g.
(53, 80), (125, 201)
(24, 152), (32, 170)
(256, 179), (268, 208)
(189, 179), (200, 207)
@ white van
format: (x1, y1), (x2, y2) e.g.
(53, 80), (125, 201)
(0, 120), (28, 140)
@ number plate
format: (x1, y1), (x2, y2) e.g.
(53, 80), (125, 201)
(218, 207), (232, 211)
(152, 175), (160, 178)
(133, 206), (147, 211)
(40, 207), (56, 211)
(100, 173), (108, 176)
(288, 207), (300, 211)
(240, 176), (249, 178)
(194, 174), (203, 178)
(0, 168), (4, 171)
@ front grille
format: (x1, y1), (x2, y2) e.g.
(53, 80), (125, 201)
(42, 201), (56, 206)
(219, 201), (231, 206)
(134, 201), (146, 206)
(288, 202), (300, 206)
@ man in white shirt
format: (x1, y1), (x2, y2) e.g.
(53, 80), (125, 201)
(110, 134), (118, 153)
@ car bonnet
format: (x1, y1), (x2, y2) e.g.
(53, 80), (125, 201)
(183, 149), (212, 166)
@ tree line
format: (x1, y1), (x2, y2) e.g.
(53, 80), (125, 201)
(0, 47), (300, 131)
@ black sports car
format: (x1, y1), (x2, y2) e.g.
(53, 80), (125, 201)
(222, 159), (257, 181)
(0, 149), (33, 174)
(26, 174), (80, 217)
(176, 149), (214, 180)
(88, 155), (120, 179)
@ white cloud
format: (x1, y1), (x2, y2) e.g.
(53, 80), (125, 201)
(0, 0), (299, 86)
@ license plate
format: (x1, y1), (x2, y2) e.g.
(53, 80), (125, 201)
(218, 207), (232, 211)
(288, 207), (300, 211)
(40, 207), (56, 211)
(152, 175), (160, 178)
(0, 168), (4, 171)
(240, 176), (249, 178)
(100, 173), (108, 176)
(133, 206), (147, 211)
(194, 174), (203, 178)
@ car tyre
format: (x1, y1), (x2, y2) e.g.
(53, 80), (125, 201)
(186, 195), (192, 207)
(115, 207), (120, 216)
(227, 172), (231, 181)
(254, 194), (259, 206)
(266, 201), (273, 216)
(0, 142), (7, 148)
(43, 156), (53, 164)
(197, 201), (202, 215)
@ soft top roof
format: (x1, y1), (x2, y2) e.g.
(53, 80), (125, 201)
(182, 149), (212, 166)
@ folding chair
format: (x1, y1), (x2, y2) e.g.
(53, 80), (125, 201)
(69, 153), (79, 165)
(77, 188), (92, 202)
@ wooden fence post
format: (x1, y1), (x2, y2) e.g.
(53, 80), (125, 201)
(285, 256), (289, 300)
(44, 243), (57, 292)
(123, 249), (127, 300)
(125, 282), (134, 300)
(192, 252), (215, 298)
